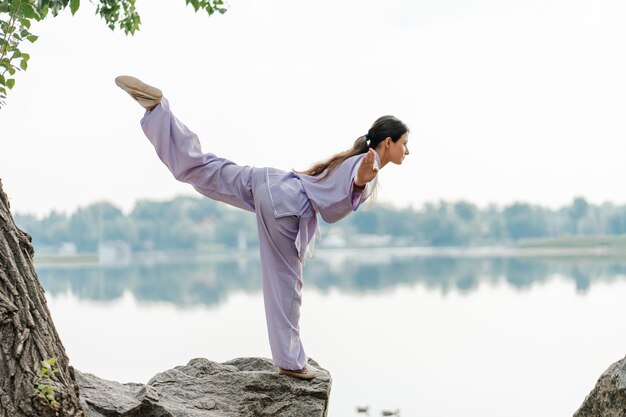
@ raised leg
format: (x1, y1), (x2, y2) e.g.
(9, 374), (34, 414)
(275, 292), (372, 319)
(140, 98), (255, 213)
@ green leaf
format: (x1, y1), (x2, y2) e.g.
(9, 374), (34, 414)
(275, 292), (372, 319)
(27, 35), (38, 43)
(19, 18), (32, 29)
(47, 357), (57, 366)
(70, 0), (80, 15)
(21, 4), (41, 20)
(20, 59), (27, 70)
(6, 78), (15, 89)
(0, 60), (15, 73)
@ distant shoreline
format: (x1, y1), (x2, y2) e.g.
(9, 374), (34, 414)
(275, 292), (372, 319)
(33, 242), (626, 267)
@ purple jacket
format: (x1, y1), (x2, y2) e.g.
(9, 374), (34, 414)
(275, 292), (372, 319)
(266, 153), (379, 258)
(296, 153), (379, 223)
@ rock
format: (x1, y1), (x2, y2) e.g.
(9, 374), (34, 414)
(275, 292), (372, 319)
(574, 354), (626, 417)
(75, 357), (331, 417)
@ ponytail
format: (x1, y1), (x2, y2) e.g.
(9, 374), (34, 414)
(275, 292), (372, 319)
(297, 115), (409, 178)
(296, 135), (369, 177)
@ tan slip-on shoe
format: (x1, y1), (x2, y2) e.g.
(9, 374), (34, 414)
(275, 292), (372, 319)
(277, 364), (322, 380)
(115, 75), (163, 110)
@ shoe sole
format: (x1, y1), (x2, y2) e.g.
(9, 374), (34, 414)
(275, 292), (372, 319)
(277, 367), (317, 380)
(115, 75), (163, 101)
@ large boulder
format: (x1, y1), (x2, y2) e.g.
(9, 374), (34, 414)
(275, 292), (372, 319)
(76, 357), (331, 417)
(574, 355), (626, 417)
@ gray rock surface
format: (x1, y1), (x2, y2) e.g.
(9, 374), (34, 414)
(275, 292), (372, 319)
(76, 357), (331, 417)
(574, 354), (626, 417)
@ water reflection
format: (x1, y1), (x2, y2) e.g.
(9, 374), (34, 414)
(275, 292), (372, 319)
(36, 250), (626, 306)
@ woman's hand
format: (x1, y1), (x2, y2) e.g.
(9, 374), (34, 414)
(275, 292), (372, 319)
(354, 149), (379, 187)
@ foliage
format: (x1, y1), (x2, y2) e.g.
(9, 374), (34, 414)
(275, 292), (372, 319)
(15, 196), (626, 253)
(68, 201), (135, 251)
(33, 357), (60, 411)
(503, 203), (549, 240)
(0, 0), (227, 107)
(0, 0), (38, 105)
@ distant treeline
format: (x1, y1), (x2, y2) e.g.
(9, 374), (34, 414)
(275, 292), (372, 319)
(13, 196), (626, 253)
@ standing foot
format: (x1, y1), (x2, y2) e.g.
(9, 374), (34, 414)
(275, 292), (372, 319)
(277, 364), (321, 380)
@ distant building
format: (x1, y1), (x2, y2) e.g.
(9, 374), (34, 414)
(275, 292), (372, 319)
(319, 227), (347, 248)
(353, 234), (393, 247)
(58, 242), (77, 256)
(98, 241), (132, 266)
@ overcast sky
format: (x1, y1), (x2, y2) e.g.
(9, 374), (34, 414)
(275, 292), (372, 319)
(1, 0), (625, 217)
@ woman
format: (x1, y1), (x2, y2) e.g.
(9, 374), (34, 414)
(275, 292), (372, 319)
(115, 75), (410, 379)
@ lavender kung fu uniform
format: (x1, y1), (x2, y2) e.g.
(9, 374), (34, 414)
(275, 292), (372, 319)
(140, 98), (378, 370)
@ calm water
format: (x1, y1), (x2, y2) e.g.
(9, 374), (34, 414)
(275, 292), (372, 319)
(37, 250), (626, 417)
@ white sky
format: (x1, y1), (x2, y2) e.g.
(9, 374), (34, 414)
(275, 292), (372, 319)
(1, 0), (625, 217)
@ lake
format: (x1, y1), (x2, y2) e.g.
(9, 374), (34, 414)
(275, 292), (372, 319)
(37, 249), (626, 417)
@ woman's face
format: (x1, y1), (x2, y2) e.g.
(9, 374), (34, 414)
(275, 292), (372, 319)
(389, 133), (410, 164)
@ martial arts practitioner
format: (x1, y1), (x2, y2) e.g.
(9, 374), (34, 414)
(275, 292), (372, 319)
(115, 75), (410, 380)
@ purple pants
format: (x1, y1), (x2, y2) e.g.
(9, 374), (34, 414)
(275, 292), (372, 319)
(141, 99), (310, 370)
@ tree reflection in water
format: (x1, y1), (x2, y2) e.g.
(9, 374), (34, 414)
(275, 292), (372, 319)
(36, 251), (626, 306)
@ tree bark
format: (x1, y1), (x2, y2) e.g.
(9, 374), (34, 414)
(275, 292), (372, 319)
(0, 179), (84, 417)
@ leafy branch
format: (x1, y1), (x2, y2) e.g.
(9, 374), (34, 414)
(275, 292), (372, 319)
(33, 357), (61, 411)
(0, 0), (39, 106)
(0, 0), (228, 108)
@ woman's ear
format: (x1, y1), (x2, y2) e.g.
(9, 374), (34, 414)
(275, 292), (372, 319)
(385, 137), (392, 147)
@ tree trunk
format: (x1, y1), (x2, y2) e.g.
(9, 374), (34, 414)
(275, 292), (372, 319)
(0, 179), (84, 417)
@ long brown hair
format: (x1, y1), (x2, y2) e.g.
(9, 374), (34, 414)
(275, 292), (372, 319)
(297, 115), (409, 177)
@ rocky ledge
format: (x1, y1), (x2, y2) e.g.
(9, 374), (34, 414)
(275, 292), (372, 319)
(574, 354), (626, 417)
(76, 357), (331, 417)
